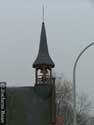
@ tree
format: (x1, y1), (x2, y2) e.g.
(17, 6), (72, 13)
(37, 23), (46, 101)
(56, 79), (73, 125)
(55, 77), (93, 125)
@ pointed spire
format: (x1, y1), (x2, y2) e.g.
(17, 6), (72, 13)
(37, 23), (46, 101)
(33, 22), (55, 68)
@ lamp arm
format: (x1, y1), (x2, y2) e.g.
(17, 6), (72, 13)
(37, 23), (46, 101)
(73, 42), (94, 125)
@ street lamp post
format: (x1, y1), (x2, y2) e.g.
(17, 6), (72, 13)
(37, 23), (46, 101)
(73, 42), (94, 125)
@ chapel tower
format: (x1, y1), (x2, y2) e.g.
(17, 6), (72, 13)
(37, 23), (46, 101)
(32, 10), (56, 125)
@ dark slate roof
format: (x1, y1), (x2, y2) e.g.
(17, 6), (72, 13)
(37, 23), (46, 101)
(6, 85), (52, 125)
(33, 22), (55, 68)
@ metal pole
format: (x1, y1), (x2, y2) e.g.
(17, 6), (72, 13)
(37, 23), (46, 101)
(73, 42), (94, 125)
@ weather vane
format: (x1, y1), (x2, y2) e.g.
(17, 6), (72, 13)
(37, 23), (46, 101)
(42, 4), (44, 22)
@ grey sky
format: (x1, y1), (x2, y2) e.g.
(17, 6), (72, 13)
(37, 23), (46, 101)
(0, 0), (94, 104)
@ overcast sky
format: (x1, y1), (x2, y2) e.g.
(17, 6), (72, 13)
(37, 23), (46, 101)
(0, 0), (94, 105)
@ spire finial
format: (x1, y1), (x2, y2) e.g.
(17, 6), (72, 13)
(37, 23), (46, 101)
(42, 4), (44, 22)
